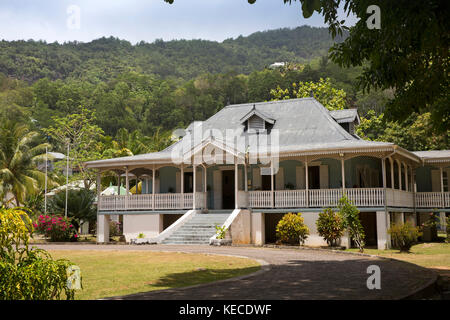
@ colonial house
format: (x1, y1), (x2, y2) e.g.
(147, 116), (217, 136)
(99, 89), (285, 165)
(85, 98), (450, 249)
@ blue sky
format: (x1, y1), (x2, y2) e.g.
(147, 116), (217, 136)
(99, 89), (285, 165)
(0, 0), (356, 43)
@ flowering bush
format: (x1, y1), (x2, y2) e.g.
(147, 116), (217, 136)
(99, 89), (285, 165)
(34, 215), (78, 242)
(0, 207), (79, 300)
(388, 222), (421, 252)
(316, 208), (345, 247)
(276, 212), (309, 245)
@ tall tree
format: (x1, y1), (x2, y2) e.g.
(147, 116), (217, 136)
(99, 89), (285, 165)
(43, 106), (104, 188)
(0, 121), (51, 206)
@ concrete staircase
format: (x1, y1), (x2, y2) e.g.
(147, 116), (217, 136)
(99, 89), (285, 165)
(161, 212), (230, 244)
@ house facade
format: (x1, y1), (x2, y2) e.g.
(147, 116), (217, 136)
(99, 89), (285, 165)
(85, 98), (450, 249)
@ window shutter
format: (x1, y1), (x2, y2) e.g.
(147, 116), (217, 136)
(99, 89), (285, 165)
(431, 169), (440, 192)
(253, 167), (261, 190)
(175, 172), (181, 193)
(320, 165), (329, 189)
(296, 166), (305, 189)
(248, 115), (265, 131)
(276, 167), (284, 190)
(213, 170), (222, 209)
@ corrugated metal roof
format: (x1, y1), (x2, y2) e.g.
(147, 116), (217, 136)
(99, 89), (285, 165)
(84, 98), (402, 167)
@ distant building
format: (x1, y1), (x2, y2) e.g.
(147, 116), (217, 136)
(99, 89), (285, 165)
(268, 62), (286, 69)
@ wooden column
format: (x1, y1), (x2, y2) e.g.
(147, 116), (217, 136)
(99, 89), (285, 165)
(235, 160), (239, 209)
(404, 163), (409, 191)
(180, 164), (184, 209)
(125, 167), (129, 209)
(341, 157), (346, 192)
(398, 160), (402, 190)
(152, 165), (155, 210)
(440, 167), (444, 207)
(270, 160), (274, 208)
(382, 158), (387, 207)
(117, 174), (121, 195)
(96, 172), (101, 212)
(389, 157), (394, 189)
(193, 165), (197, 209)
(305, 159), (309, 207)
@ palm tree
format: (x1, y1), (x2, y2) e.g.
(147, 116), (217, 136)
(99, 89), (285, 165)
(0, 121), (50, 206)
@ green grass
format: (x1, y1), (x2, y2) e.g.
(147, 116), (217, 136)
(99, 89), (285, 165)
(48, 250), (260, 300)
(347, 242), (450, 268)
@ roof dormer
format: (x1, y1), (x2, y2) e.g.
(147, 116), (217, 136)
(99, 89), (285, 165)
(240, 105), (275, 132)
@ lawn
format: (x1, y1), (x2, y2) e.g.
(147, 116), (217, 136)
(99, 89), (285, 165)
(348, 243), (450, 268)
(48, 250), (260, 300)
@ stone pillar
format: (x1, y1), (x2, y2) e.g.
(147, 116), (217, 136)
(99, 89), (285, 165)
(376, 211), (391, 250)
(97, 214), (110, 243)
(340, 230), (351, 249)
(251, 212), (265, 245)
(235, 161), (238, 209)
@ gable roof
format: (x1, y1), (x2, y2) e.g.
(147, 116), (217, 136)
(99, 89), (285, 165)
(85, 98), (399, 168)
(240, 105), (275, 125)
(329, 109), (360, 125)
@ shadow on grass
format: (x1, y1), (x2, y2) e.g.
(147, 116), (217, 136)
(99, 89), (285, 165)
(149, 266), (261, 289)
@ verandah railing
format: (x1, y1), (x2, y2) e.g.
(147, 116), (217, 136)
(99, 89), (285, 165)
(98, 192), (206, 211)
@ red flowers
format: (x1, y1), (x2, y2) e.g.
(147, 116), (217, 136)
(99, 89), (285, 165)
(34, 214), (77, 242)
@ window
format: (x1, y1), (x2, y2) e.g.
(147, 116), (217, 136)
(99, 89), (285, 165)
(248, 115), (265, 131)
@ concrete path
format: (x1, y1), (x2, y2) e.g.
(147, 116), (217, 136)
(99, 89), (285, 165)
(36, 244), (436, 300)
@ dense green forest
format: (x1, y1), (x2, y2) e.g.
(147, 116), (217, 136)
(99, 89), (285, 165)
(0, 26), (341, 83)
(0, 26), (447, 156)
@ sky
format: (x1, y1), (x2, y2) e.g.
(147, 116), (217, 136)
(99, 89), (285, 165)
(0, 0), (356, 44)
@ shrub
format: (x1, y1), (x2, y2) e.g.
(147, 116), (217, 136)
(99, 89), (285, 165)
(215, 225), (227, 239)
(276, 212), (309, 245)
(109, 220), (122, 237)
(388, 222), (421, 252)
(34, 214), (78, 242)
(0, 207), (79, 300)
(338, 196), (365, 252)
(316, 208), (345, 247)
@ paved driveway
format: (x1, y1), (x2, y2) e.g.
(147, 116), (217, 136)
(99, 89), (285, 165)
(36, 244), (436, 300)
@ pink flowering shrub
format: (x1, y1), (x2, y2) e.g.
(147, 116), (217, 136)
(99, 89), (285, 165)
(34, 215), (78, 242)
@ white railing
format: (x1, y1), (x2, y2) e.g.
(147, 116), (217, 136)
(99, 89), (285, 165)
(308, 189), (343, 207)
(248, 191), (272, 208)
(415, 192), (450, 208)
(275, 190), (307, 208)
(346, 188), (384, 207)
(386, 189), (414, 207)
(98, 193), (204, 211)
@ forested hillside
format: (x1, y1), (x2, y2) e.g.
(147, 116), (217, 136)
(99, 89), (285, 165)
(0, 25), (447, 158)
(0, 26), (341, 82)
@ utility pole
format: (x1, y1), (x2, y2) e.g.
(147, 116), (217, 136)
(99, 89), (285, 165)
(44, 146), (48, 214)
(65, 142), (69, 218)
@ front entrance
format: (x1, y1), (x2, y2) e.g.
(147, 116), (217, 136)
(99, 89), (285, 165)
(222, 170), (235, 209)
(308, 166), (320, 189)
(184, 172), (193, 193)
(359, 212), (377, 247)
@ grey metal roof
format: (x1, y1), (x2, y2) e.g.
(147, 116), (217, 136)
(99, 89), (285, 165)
(329, 109), (360, 124)
(85, 98), (395, 168)
(240, 105), (275, 124)
(412, 150), (450, 164)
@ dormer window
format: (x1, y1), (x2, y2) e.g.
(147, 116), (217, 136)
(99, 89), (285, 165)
(240, 105), (275, 133)
(248, 115), (265, 131)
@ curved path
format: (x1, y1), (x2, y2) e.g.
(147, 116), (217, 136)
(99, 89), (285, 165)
(36, 244), (436, 300)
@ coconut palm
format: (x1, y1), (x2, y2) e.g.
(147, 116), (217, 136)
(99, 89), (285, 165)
(0, 121), (51, 206)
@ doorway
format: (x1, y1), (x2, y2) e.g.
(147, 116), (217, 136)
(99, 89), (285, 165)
(222, 170), (235, 209)
(308, 166), (320, 189)
(184, 172), (193, 193)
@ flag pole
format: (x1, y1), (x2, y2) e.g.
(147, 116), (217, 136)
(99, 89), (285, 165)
(65, 142), (69, 218)
(44, 146), (48, 214)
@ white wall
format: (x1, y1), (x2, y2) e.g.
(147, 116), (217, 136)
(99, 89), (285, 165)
(123, 214), (163, 242)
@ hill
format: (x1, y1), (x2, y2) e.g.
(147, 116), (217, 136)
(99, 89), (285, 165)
(0, 26), (344, 83)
